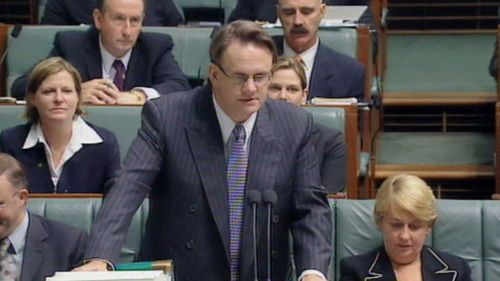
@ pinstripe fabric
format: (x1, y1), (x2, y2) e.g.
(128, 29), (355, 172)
(227, 124), (248, 281)
(85, 85), (332, 281)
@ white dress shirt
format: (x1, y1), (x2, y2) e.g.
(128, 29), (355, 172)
(283, 37), (320, 90)
(7, 210), (29, 278)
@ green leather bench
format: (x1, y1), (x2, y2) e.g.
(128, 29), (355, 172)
(26, 198), (500, 281)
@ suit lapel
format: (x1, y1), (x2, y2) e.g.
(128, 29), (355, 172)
(309, 43), (334, 99)
(84, 29), (103, 81)
(239, 105), (280, 280)
(364, 249), (397, 281)
(20, 214), (49, 281)
(125, 36), (145, 90)
(185, 86), (230, 263)
(422, 247), (459, 281)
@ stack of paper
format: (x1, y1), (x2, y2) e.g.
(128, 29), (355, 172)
(46, 271), (171, 281)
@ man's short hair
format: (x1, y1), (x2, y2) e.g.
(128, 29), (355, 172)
(0, 153), (28, 191)
(210, 20), (278, 64)
(96, 0), (147, 12)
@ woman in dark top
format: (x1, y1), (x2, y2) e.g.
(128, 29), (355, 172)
(340, 174), (472, 281)
(0, 57), (120, 194)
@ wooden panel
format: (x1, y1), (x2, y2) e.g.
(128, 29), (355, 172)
(0, 24), (10, 97)
(383, 92), (497, 106)
(374, 164), (494, 179)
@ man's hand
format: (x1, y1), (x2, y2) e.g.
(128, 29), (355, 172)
(302, 274), (327, 281)
(72, 260), (110, 271)
(115, 90), (147, 105)
(81, 79), (120, 104)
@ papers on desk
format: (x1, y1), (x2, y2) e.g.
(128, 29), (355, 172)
(262, 5), (367, 28)
(46, 270), (171, 281)
(310, 97), (358, 105)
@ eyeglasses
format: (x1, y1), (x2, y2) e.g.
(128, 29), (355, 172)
(0, 192), (19, 209)
(214, 63), (271, 86)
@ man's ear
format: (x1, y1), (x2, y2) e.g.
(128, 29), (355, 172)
(93, 9), (103, 29)
(208, 63), (219, 84)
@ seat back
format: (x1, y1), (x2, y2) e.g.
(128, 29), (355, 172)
(6, 25), (87, 96)
(28, 197), (149, 263)
(142, 26), (214, 85)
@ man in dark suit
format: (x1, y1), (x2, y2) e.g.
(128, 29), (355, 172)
(273, 0), (365, 101)
(75, 20), (332, 281)
(41, 0), (184, 26)
(12, 0), (190, 105)
(0, 153), (88, 281)
(228, 0), (374, 27)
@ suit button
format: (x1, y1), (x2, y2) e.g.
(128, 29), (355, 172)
(272, 250), (278, 260)
(272, 215), (279, 223)
(189, 204), (197, 213)
(186, 240), (195, 249)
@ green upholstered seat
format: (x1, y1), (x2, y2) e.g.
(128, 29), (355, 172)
(142, 26), (214, 85)
(303, 106), (346, 133)
(26, 198), (499, 280)
(385, 34), (496, 94)
(6, 25), (87, 96)
(377, 132), (494, 165)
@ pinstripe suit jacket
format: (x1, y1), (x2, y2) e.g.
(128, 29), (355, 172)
(85, 85), (332, 281)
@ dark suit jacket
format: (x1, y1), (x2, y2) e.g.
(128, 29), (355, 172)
(85, 84), (332, 281)
(11, 27), (191, 100)
(0, 122), (120, 194)
(228, 0), (374, 25)
(340, 246), (472, 281)
(40, 0), (183, 26)
(312, 123), (346, 193)
(274, 36), (365, 101)
(21, 213), (88, 281)
(489, 39), (497, 78)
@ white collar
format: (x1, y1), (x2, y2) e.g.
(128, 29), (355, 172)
(283, 36), (320, 73)
(7, 210), (29, 254)
(212, 94), (257, 148)
(23, 117), (103, 149)
(99, 35), (132, 74)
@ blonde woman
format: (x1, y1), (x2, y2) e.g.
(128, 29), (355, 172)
(340, 174), (472, 281)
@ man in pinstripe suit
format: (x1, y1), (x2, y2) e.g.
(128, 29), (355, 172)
(75, 20), (332, 281)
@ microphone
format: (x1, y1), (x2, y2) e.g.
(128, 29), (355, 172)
(247, 190), (262, 281)
(262, 190), (277, 281)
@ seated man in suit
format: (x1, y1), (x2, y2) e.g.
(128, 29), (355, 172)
(12, 0), (191, 105)
(0, 153), (88, 281)
(268, 57), (346, 193)
(228, 0), (374, 27)
(272, 0), (365, 101)
(41, 0), (184, 26)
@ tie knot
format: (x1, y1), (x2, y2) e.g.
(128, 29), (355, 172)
(113, 60), (125, 72)
(232, 124), (246, 143)
(0, 239), (11, 256)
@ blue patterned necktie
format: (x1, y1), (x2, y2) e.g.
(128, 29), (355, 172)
(227, 124), (248, 281)
(112, 59), (126, 91)
(0, 238), (18, 281)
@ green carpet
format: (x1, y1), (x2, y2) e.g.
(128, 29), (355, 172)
(377, 132), (494, 165)
(385, 34), (496, 93)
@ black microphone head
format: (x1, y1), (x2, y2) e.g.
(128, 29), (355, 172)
(247, 190), (262, 205)
(262, 190), (277, 206)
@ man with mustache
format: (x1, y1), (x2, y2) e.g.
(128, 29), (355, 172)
(11, 0), (190, 105)
(274, 0), (365, 101)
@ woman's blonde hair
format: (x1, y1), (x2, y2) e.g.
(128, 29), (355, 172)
(374, 174), (438, 228)
(271, 56), (308, 90)
(24, 57), (83, 123)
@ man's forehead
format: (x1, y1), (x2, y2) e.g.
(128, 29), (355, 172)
(278, 0), (322, 7)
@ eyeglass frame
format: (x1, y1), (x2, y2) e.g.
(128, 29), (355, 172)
(213, 62), (271, 86)
(0, 191), (20, 209)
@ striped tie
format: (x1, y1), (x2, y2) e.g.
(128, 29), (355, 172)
(227, 124), (248, 281)
(0, 238), (18, 281)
